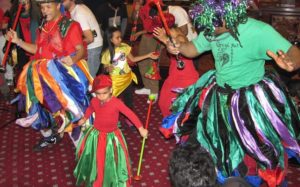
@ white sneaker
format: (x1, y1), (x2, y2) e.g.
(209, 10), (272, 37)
(147, 93), (158, 104)
(135, 88), (151, 95)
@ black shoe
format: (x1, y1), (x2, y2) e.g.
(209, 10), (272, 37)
(33, 134), (62, 152)
(33, 137), (51, 152)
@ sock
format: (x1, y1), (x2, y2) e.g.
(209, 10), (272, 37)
(40, 129), (52, 138)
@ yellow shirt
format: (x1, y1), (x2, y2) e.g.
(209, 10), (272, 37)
(101, 43), (132, 76)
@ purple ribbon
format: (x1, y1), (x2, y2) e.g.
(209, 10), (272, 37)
(231, 91), (271, 167)
(254, 85), (300, 154)
(248, 105), (278, 157)
(263, 79), (284, 104)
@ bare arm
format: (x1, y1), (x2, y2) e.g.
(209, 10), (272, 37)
(82, 30), (94, 44)
(154, 27), (200, 58)
(267, 45), (300, 72)
(127, 51), (158, 63)
(61, 44), (85, 66)
(166, 39), (200, 59)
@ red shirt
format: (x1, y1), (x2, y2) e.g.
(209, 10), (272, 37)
(35, 16), (83, 59)
(0, 9), (3, 28)
(84, 97), (143, 132)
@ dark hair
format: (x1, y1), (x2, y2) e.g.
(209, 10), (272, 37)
(9, 0), (40, 23)
(74, 0), (83, 4)
(102, 27), (121, 64)
(110, 0), (123, 8)
(169, 143), (217, 187)
(222, 177), (251, 187)
(149, 4), (168, 17)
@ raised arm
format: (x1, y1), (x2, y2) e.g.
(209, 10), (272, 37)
(6, 29), (37, 54)
(166, 39), (200, 59)
(117, 99), (148, 138)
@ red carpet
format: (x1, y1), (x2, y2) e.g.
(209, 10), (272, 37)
(0, 94), (299, 187)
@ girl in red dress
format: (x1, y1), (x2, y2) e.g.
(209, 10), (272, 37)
(74, 74), (148, 187)
(153, 27), (199, 117)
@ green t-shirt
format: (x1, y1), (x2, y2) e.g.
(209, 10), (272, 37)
(192, 18), (292, 89)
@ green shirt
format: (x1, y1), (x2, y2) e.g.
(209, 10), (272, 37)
(192, 18), (292, 89)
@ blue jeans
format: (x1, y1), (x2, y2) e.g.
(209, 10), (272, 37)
(87, 46), (102, 78)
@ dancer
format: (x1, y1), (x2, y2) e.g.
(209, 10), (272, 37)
(101, 26), (158, 110)
(6, 0), (92, 151)
(153, 27), (199, 118)
(134, 0), (197, 101)
(162, 0), (300, 186)
(74, 74), (148, 187)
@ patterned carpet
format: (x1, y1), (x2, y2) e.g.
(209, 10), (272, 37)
(0, 93), (300, 187)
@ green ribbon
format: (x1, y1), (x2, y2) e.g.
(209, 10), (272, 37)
(172, 70), (215, 113)
(245, 90), (284, 168)
(103, 133), (129, 187)
(74, 128), (129, 187)
(219, 93), (244, 175)
(74, 127), (98, 187)
(26, 61), (39, 104)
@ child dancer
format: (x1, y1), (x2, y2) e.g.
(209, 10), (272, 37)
(153, 27), (199, 118)
(74, 74), (148, 187)
(101, 26), (159, 110)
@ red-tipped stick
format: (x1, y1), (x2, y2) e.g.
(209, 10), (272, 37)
(133, 94), (156, 181)
(153, 0), (171, 35)
(152, 0), (185, 69)
(1, 3), (23, 69)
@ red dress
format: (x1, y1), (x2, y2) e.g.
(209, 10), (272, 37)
(74, 97), (143, 187)
(158, 56), (199, 117)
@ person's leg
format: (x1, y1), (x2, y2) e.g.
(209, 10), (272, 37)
(0, 73), (10, 103)
(120, 83), (135, 128)
(121, 83), (133, 109)
(87, 46), (102, 78)
(136, 36), (159, 95)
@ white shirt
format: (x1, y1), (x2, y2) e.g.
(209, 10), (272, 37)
(71, 4), (103, 49)
(168, 6), (198, 41)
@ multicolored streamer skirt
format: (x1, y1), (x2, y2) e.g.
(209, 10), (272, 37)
(74, 126), (131, 187)
(16, 58), (92, 135)
(161, 70), (300, 187)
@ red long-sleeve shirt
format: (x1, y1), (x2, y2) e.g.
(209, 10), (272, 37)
(84, 97), (143, 132)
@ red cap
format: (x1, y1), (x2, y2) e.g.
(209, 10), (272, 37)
(91, 75), (112, 93)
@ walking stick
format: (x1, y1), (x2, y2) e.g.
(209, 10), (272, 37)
(133, 94), (156, 181)
(152, 0), (185, 69)
(0, 3), (23, 72)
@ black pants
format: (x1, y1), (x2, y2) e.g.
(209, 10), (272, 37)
(119, 83), (133, 109)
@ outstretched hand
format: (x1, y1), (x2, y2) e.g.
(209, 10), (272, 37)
(267, 49), (296, 72)
(148, 52), (160, 60)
